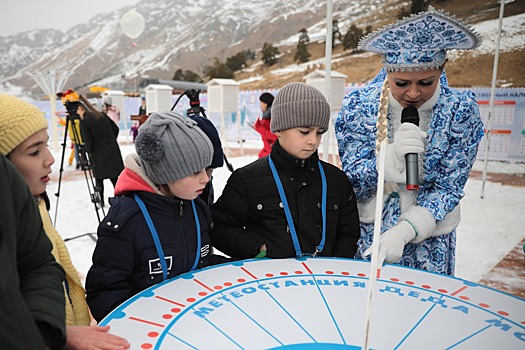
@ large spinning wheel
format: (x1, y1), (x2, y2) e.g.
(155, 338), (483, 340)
(100, 257), (525, 349)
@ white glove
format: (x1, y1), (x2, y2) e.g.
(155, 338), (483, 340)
(391, 123), (426, 171)
(399, 205), (437, 243)
(364, 221), (416, 266)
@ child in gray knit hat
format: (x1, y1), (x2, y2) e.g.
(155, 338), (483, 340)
(211, 82), (360, 259)
(86, 111), (229, 322)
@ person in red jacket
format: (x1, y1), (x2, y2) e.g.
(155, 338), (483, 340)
(253, 92), (277, 158)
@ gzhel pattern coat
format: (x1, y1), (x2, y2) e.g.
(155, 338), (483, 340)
(335, 69), (484, 275)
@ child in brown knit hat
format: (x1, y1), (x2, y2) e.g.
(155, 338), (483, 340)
(0, 93), (130, 350)
(211, 82), (361, 259)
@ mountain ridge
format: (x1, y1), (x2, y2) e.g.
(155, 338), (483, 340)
(1, 0), (523, 98)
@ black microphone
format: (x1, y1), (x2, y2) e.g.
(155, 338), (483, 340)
(401, 107), (420, 191)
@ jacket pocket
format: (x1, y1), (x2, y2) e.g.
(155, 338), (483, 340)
(250, 197), (287, 225)
(143, 247), (175, 286)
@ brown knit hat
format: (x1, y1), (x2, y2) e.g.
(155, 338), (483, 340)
(0, 94), (48, 156)
(270, 82), (330, 133)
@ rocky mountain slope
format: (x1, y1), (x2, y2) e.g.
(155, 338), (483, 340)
(0, 0), (523, 98)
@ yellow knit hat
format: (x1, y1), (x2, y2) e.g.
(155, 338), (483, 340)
(0, 94), (48, 156)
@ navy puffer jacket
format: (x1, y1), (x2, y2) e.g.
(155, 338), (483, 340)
(86, 156), (229, 322)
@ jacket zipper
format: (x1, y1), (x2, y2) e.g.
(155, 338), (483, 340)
(179, 200), (188, 271)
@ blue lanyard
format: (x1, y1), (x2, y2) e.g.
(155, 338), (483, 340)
(268, 157), (327, 257)
(134, 194), (201, 281)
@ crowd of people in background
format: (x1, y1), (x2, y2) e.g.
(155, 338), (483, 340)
(0, 7), (486, 348)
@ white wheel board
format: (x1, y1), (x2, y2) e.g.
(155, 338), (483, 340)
(99, 258), (525, 349)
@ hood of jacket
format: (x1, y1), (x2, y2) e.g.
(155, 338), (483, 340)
(114, 153), (163, 196)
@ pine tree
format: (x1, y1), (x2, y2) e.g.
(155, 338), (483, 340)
(172, 69), (202, 82)
(225, 51), (248, 72)
(410, 0), (425, 14)
(183, 70), (202, 82)
(203, 58), (233, 79)
(245, 49), (256, 60)
(261, 42), (280, 66)
(342, 24), (363, 51)
(173, 69), (184, 81)
(332, 19), (342, 48)
(294, 28), (311, 63)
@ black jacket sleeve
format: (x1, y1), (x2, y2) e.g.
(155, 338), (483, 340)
(85, 214), (135, 322)
(211, 170), (267, 259)
(331, 176), (361, 258)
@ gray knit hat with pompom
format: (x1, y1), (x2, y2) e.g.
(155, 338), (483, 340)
(270, 82), (330, 133)
(135, 111), (213, 184)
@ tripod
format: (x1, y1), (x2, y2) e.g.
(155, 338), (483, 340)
(54, 102), (105, 242)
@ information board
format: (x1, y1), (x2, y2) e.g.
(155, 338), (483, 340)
(470, 88), (525, 162)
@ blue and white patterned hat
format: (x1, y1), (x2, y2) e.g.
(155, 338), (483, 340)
(359, 7), (482, 72)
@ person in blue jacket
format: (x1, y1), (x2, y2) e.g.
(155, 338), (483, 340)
(86, 111), (229, 322)
(335, 7), (484, 275)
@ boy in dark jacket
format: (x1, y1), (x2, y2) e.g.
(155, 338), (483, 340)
(86, 112), (229, 322)
(211, 82), (360, 259)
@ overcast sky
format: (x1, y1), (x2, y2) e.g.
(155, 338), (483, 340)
(0, 0), (141, 37)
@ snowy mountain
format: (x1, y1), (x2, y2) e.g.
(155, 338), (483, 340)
(1, 0), (523, 98)
(0, 0), (387, 97)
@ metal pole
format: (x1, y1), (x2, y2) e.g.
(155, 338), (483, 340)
(481, 0), (505, 199)
(323, 0), (333, 162)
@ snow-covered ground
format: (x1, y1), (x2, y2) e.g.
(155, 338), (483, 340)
(46, 138), (525, 286)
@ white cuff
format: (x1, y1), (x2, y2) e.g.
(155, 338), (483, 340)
(357, 197), (377, 224)
(434, 205), (461, 236)
(383, 143), (406, 183)
(399, 205), (437, 244)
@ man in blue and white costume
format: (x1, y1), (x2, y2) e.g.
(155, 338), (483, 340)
(335, 7), (484, 275)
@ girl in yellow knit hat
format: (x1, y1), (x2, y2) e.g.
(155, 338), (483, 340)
(0, 93), (129, 350)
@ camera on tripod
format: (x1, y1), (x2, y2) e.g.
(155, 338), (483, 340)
(53, 89), (105, 236)
(58, 89), (81, 116)
(185, 89), (202, 117)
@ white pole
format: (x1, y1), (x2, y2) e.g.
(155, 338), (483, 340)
(221, 111), (229, 155)
(237, 112), (244, 156)
(56, 73), (69, 93)
(48, 70), (59, 152)
(49, 94), (59, 152)
(481, 0), (505, 199)
(323, 0), (333, 162)
(30, 70), (71, 152)
(362, 139), (387, 350)
(122, 96), (129, 144)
